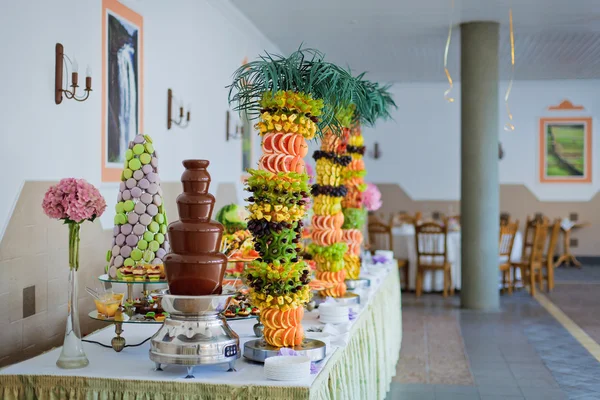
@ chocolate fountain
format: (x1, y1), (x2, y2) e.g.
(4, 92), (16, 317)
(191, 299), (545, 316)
(150, 160), (240, 377)
(164, 159), (228, 295)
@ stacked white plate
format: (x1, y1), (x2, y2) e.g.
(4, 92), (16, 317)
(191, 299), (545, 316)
(318, 303), (350, 324)
(264, 356), (311, 381)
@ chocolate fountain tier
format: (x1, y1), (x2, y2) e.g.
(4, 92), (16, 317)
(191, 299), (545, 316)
(181, 160), (211, 193)
(167, 220), (223, 254)
(176, 193), (215, 221)
(164, 159), (228, 296)
(164, 253), (228, 296)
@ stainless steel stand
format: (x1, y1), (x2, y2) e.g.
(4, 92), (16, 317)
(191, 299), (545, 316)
(243, 338), (326, 363)
(149, 294), (240, 377)
(313, 291), (360, 306)
(345, 278), (371, 291)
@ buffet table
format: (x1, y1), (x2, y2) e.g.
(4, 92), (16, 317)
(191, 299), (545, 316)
(0, 261), (401, 400)
(391, 225), (523, 292)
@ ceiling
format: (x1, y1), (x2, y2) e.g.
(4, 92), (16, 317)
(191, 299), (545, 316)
(231, 0), (600, 82)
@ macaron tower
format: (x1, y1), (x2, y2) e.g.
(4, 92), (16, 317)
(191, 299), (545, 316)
(163, 160), (228, 295)
(341, 122), (367, 280)
(107, 134), (169, 280)
(310, 130), (351, 297)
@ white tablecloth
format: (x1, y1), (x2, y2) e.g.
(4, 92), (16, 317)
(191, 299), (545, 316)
(391, 225), (523, 292)
(0, 261), (401, 399)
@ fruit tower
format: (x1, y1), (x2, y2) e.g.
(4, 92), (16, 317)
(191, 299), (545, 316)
(107, 134), (169, 281)
(244, 92), (316, 347)
(310, 128), (351, 297)
(341, 122), (367, 280)
(229, 49), (365, 348)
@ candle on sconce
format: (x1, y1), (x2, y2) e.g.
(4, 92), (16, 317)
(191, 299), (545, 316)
(85, 65), (92, 90)
(179, 106), (184, 118)
(186, 111), (191, 122)
(72, 59), (79, 73)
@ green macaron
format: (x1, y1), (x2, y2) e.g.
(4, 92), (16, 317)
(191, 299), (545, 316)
(123, 200), (135, 212)
(128, 158), (141, 171)
(133, 144), (145, 155)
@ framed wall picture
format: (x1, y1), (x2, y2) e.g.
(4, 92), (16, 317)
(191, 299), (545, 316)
(538, 117), (592, 183)
(102, 0), (143, 182)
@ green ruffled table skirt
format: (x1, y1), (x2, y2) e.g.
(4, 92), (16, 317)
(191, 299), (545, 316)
(1, 267), (401, 400)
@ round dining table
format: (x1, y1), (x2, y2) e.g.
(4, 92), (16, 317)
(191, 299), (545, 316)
(391, 225), (523, 292)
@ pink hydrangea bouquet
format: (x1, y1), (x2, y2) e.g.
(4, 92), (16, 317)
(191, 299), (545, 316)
(42, 178), (106, 270)
(362, 183), (382, 211)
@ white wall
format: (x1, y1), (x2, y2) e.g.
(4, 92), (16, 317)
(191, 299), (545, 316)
(0, 0), (278, 237)
(362, 80), (600, 202)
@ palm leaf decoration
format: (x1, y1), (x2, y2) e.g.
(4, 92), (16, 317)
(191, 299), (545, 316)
(351, 73), (397, 126)
(228, 47), (367, 136)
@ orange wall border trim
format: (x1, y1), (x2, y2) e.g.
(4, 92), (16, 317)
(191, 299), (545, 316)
(101, 0), (144, 182)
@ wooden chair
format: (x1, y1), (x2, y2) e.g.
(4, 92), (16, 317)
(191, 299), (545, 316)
(500, 213), (511, 226)
(542, 220), (561, 291)
(511, 215), (549, 289)
(512, 221), (549, 295)
(498, 220), (519, 294)
(414, 221), (453, 297)
(392, 211), (422, 226)
(368, 218), (409, 288)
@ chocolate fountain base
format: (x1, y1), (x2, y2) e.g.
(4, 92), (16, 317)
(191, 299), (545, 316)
(149, 294), (240, 377)
(243, 338), (326, 363)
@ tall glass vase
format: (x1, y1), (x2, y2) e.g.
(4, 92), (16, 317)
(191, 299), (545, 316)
(56, 224), (89, 369)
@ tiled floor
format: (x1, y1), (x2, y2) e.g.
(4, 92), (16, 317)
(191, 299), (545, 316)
(387, 266), (600, 400)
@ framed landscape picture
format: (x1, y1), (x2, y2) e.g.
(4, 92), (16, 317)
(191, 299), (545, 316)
(539, 117), (592, 183)
(102, 0), (143, 182)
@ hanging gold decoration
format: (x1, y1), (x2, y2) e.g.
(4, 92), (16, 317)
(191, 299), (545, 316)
(443, 0), (455, 102)
(504, 8), (515, 131)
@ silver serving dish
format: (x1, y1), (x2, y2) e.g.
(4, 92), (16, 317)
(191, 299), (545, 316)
(149, 293), (240, 378)
(345, 278), (371, 291)
(244, 338), (326, 363)
(312, 291), (360, 306)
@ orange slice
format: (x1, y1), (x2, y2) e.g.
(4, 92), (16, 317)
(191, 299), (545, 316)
(294, 325), (304, 346)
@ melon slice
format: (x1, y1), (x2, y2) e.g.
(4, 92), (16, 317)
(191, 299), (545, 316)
(294, 156), (305, 174)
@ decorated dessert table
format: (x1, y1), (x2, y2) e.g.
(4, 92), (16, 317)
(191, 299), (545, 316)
(0, 260), (401, 400)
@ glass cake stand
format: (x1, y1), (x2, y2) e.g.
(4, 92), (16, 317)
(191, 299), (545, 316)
(98, 274), (167, 303)
(88, 274), (168, 352)
(88, 310), (163, 352)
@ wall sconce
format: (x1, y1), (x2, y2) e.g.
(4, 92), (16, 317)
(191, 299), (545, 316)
(167, 89), (190, 129)
(226, 110), (244, 141)
(369, 142), (382, 159)
(55, 43), (92, 104)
